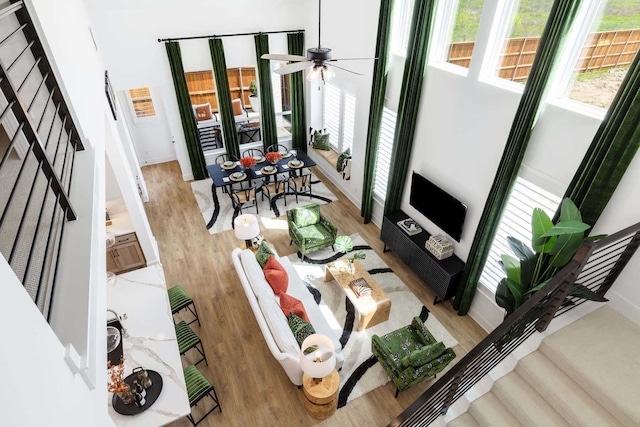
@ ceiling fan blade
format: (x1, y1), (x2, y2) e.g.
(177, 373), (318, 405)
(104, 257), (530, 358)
(328, 64), (363, 76)
(329, 57), (377, 61)
(274, 61), (313, 75)
(261, 53), (308, 62)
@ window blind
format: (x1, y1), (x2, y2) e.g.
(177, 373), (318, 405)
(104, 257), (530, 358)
(480, 176), (561, 292)
(323, 81), (356, 153)
(323, 82), (341, 151)
(373, 107), (397, 200)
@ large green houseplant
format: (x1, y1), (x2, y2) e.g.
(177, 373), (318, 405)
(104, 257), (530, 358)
(495, 198), (608, 318)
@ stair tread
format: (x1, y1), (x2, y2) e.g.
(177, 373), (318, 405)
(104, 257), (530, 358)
(448, 412), (481, 427)
(517, 351), (623, 427)
(540, 306), (640, 426)
(493, 371), (570, 427)
(469, 392), (523, 427)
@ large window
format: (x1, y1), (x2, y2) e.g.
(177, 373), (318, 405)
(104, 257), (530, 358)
(323, 81), (356, 153)
(270, 61), (292, 142)
(391, 0), (415, 56)
(373, 107), (398, 200)
(443, 0), (485, 69)
(563, 0), (640, 109)
(494, 0), (555, 83)
(480, 177), (561, 292)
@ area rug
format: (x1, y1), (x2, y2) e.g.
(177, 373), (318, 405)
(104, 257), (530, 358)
(190, 172), (338, 235)
(285, 234), (458, 407)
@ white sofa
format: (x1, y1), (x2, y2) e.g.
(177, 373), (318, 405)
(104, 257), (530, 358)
(231, 248), (344, 385)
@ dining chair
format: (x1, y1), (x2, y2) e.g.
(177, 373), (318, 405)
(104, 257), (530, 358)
(290, 168), (313, 203)
(266, 144), (289, 155)
(260, 172), (293, 210)
(214, 153), (238, 164)
(228, 181), (260, 214)
(241, 148), (265, 159)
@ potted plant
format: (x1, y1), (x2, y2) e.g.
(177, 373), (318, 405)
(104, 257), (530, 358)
(495, 198), (608, 319)
(335, 235), (366, 274)
(249, 80), (260, 113)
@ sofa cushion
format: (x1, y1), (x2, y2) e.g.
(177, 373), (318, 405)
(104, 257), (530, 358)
(288, 313), (316, 347)
(255, 241), (275, 268)
(298, 224), (334, 245)
(258, 295), (299, 355)
(280, 293), (309, 322)
(240, 249), (271, 297)
(263, 255), (288, 295)
(292, 205), (320, 227)
(401, 342), (446, 368)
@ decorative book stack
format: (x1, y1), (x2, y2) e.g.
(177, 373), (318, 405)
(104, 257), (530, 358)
(425, 234), (454, 260)
(349, 278), (374, 297)
(397, 219), (422, 236)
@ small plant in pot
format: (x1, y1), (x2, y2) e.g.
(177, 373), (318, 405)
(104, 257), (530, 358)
(335, 235), (366, 274)
(495, 198), (608, 320)
(249, 80), (260, 113)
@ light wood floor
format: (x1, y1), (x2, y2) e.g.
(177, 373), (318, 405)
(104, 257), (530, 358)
(142, 161), (487, 427)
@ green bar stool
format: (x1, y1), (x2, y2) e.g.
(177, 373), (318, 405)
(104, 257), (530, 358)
(175, 321), (208, 366)
(184, 365), (221, 426)
(168, 285), (200, 326)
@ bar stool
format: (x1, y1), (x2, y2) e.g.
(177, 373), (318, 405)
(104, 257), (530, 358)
(175, 321), (208, 366)
(168, 285), (200, 326)
(184, 365), (222, 426)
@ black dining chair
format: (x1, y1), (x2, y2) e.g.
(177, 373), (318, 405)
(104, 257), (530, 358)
(260, 172), (293, 210)
(241, 148), (265, 159)
(228, 181), (260, 214)
(290, 168), (313, 203)
(266, 144), (289, 155)
(214, 153), (238, 164)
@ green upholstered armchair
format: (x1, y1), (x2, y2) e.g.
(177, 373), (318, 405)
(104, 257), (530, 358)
(372, 317), (456, 397)
(286, 204), (337, 261)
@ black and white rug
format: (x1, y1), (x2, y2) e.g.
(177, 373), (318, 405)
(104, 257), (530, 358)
(190, 172), (338, 235)
(285, 234), (458, 407)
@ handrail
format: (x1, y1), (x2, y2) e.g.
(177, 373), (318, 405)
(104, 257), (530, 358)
(390, 221), (640, 427)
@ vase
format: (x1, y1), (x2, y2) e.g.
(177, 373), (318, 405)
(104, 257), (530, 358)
(347, 259), (355, 275)
(116, 384), (134, 405)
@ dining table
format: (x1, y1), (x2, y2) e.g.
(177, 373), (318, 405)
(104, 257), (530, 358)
(205, 150), (316, 229)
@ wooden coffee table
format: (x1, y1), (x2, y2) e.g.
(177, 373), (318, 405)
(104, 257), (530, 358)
(325, 259), (391, 330)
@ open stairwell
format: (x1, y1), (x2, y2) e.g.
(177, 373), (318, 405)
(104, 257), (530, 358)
(448, 306), (640, 427)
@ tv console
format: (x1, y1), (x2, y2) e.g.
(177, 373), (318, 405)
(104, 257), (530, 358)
(381, 210), (465, 304)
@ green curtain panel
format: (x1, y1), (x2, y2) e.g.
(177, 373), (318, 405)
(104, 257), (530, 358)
(165, 42), (208, 180)
(383, 0), (437, 213)
(209, 38), (241, 160)
(361, 0), (395, 223)
(453, 0), (584, 315)
(254, 34), (278, 153)
(558, 50), (640, 227)
(287, 32), (307, 153)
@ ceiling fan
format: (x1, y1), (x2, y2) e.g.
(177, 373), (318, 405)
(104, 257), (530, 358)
(261, 0), (375, 82)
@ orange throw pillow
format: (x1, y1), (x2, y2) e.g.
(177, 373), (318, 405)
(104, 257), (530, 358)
(232, 98), (243, 116)
(263, 255), (288, 295)
(194, 104), (212, 121)
(279, 293), (309, 323)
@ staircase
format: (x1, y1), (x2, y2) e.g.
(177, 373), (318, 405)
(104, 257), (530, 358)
(448, 306), (640, 427)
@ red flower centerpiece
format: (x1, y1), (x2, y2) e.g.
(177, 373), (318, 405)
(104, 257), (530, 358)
(239, 156), (257, 170)
(265, 152), (282, 164)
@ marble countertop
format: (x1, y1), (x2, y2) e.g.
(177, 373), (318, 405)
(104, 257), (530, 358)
(107, 211), (135, 237)
(107, 265), (190, 426)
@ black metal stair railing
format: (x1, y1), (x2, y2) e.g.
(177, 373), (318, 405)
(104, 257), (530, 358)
(389, 221), (640, 427)
(0, 1), (84, 319)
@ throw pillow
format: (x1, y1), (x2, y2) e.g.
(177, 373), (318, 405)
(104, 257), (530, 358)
(292, 205), (320, 227)
(255, 241), (275, 269)
(312, 132), (331, 150)
(336, 148), (351, 172)
(279, 293), (309, 322)
(232, 98), (243, 116)
(287, 313), (316, 348)
(401, 342), (447, 368)
(193, 103), (212, 121)
(263, 255), (288, 295)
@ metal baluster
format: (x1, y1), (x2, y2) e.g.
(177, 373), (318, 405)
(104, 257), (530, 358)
(0, 23), (27, 48)
(35, 191), (61, 310)
(42, 102), (61, 148)
(7, 40), (34, 71)
(0, 121), (24, 170)
(51, 114), (67, 168)
(46, 205), (69, 320)
(0, 138), (35, 231)
(29, 74), (51, 115)
(23, 172), (51, 298)
(17, 56), (41, 92)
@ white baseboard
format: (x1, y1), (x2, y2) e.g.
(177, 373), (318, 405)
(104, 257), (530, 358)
(140, 154), (177, 166)
(468, 285), (504, 332)
(182, 172), (194, 182)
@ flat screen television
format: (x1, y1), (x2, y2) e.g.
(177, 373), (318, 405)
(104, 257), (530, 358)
(409, 172), (467, 242)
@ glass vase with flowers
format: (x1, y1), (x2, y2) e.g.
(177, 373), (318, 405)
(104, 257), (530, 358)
(108, 359), (133, 405)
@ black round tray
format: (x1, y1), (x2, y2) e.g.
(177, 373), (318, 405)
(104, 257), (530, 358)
(112, 369), (163, 416)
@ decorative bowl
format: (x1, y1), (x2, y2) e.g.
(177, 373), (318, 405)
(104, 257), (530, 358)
(231, 172), (244, 179)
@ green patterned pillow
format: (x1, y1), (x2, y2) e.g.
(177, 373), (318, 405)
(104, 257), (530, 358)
(255, 241), (275, 268)
(401, 342), (446, 368)
(292, 205), (320, 227)
(312, 132), (331, 150)
(288, 313), (316, 348)
(336, 148), (351, 172)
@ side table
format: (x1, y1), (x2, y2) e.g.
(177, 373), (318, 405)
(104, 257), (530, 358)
(302, 370), (340, 420)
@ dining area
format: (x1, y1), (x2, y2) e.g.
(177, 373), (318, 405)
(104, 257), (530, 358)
(205, 145), (319, 230)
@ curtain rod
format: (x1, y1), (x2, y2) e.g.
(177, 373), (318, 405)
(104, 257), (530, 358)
(157, 29), (304, 43)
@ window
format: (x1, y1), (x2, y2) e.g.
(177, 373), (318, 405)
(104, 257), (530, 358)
(494, 0), (555, 83)
(479, 177), (561, 292)
(271, 61), (292, 142)
(323, 81), (356, 153)
(373, 107), (398, 200)
(128, 87), (156, 119)
(563, 0), (640, 109)
(443, 0), (485, 69)
(391, 0), (415, 55)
